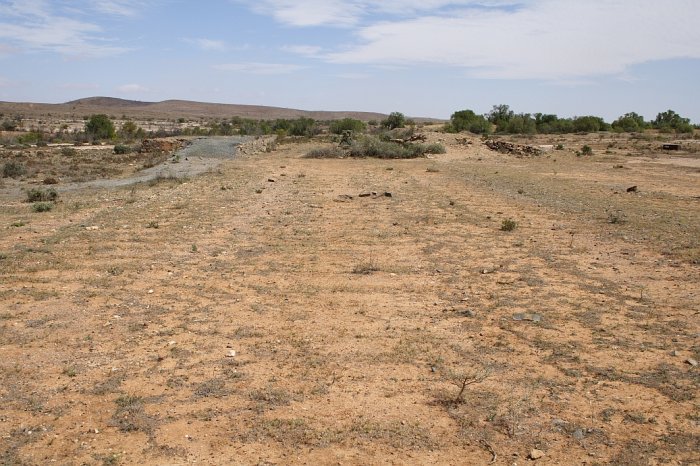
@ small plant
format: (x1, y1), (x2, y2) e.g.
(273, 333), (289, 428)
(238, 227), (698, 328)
(113, 144), (132, 154)
(607, 210), (626, 224)
(305, 146), (345, 158)
(352, 256), (380, 274)
(555, 143), (564, 150)
(60, 147), (77, 157)
(26, 188), (58, 202)
(32, 202), (54, 212)
(191, 244), (198, 253)
(581, 145), (593, 155)
(500, 219), (517, 231)
(62, 367), (77, 378)
(146, 221), (159, 229)
(2, 161), (26, 178)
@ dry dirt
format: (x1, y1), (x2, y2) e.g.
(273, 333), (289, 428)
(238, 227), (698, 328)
(1, 131), (699, 465)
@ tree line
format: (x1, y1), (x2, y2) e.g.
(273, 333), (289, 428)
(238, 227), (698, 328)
(445, 105), (696, 135)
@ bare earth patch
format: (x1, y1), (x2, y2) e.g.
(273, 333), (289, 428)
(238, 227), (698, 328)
(0, 131), (698, 465)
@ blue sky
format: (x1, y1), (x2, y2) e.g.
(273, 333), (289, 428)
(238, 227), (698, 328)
(0, 0), (699, 122)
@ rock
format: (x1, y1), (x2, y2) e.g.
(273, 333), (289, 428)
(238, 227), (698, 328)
(513, 313), (542, 322)
(267, 178), (275, 182)
(686, 358), (698, 367)
(335, 194), (354, 202)
(485, 140), (543, 157)
(384, 192), (392, 197)
(459, 309), (476, 318)
(358, 192), (371, 197)
(626, 185), (638, 192)
(529, 449), (545, 460)
(226, 350), (236, 358)
(572, 428), (585, 440)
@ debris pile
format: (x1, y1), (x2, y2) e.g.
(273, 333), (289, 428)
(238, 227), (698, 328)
(484, 139), (542, 157)
(139, 138), (188, 154)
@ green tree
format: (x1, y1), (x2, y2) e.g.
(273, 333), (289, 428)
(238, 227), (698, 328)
(447, 109), (491, 134)
(487, 104), (514, 129)
(572, 115), (609, 133)
(382, 112), (406, 130)
(119, 120), (143, 139)
(611, 112), (647, 132)
(329, 118), (367, 134)
(652, 110), (693, 133)
(85, 114), (116, 140)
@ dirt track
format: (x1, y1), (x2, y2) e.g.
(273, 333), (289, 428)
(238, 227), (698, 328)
(1, 133), (698, 465)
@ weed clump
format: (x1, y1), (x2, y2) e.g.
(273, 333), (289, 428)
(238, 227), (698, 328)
(500, 219), (517, 231)
(113, 144), (132, 154)
(26, 188), (58, 203)
(2, 161), (26, 178)
(32, 202), (54, 212)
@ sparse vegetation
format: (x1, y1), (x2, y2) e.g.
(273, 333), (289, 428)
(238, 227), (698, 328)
(31, 202), (54, 212)
(85, 114), (116, 140)
(26, 188), (58, 202)
(2, 160), (26, 178)
(500, 218), (517, 231)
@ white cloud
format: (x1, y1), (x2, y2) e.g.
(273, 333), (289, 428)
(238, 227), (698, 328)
(332, 1), (700, 79)
(117, 84), (148, 93)
(0, 0), (132, 57)
(213, 62), (305, 74)
(241, 0), (521, 27)
(91, 0), (142, 16)
(241, 0), (700, 80)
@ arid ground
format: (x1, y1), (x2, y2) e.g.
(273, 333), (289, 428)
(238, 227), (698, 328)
(1, 129), (699, 465)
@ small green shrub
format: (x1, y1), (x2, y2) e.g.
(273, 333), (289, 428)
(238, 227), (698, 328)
(500, 219), (517, 231)
(114, 144), (132, 154)
(305, 146), (345, 158)
(27, 188), (58, 202)
(60, 147), (77, 157)
(32, 202), (54, 212)
(420, 143), (446, 154)
(2, 161), (26, 178)
(581, 145), (593, 155)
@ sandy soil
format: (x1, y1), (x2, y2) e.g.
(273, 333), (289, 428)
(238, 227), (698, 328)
(1, 131), (698, 465)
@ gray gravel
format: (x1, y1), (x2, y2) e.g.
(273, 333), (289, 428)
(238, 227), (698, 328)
(60, 136), (249, 192)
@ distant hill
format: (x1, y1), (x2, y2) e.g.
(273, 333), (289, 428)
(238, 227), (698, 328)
(0, 97), (435, 122)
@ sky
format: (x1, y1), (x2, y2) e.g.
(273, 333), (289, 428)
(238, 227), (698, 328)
(0, 0), (699, 122)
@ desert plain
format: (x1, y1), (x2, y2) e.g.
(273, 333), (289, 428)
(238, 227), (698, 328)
(1, 116), (699, 465)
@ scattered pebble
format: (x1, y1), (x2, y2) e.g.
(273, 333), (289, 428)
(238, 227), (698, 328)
(226, 350), (236, 358)
(687, 358), (698, 367)
(529, 449), (545, 460)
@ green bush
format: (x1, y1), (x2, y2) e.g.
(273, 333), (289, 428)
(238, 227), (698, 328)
(420, 143), (447, 154)
(447, 110), (491, 134)
(32, 202), (54, 212)
(329, 118), (367, 134)
(612, 112), (647, 132)
(652, 110), (693, 133)
(581, 145), (593, 155)
(500, 219), (517, 231)
(2, 161), (26, 178)
(381, 112), (406, 130)
(85, 114), (116, 140)
(60, 146), (77, 157)
(26, 188), (58, 202)
(114, 144), (132, 154)
(306, 146), (345, 158)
